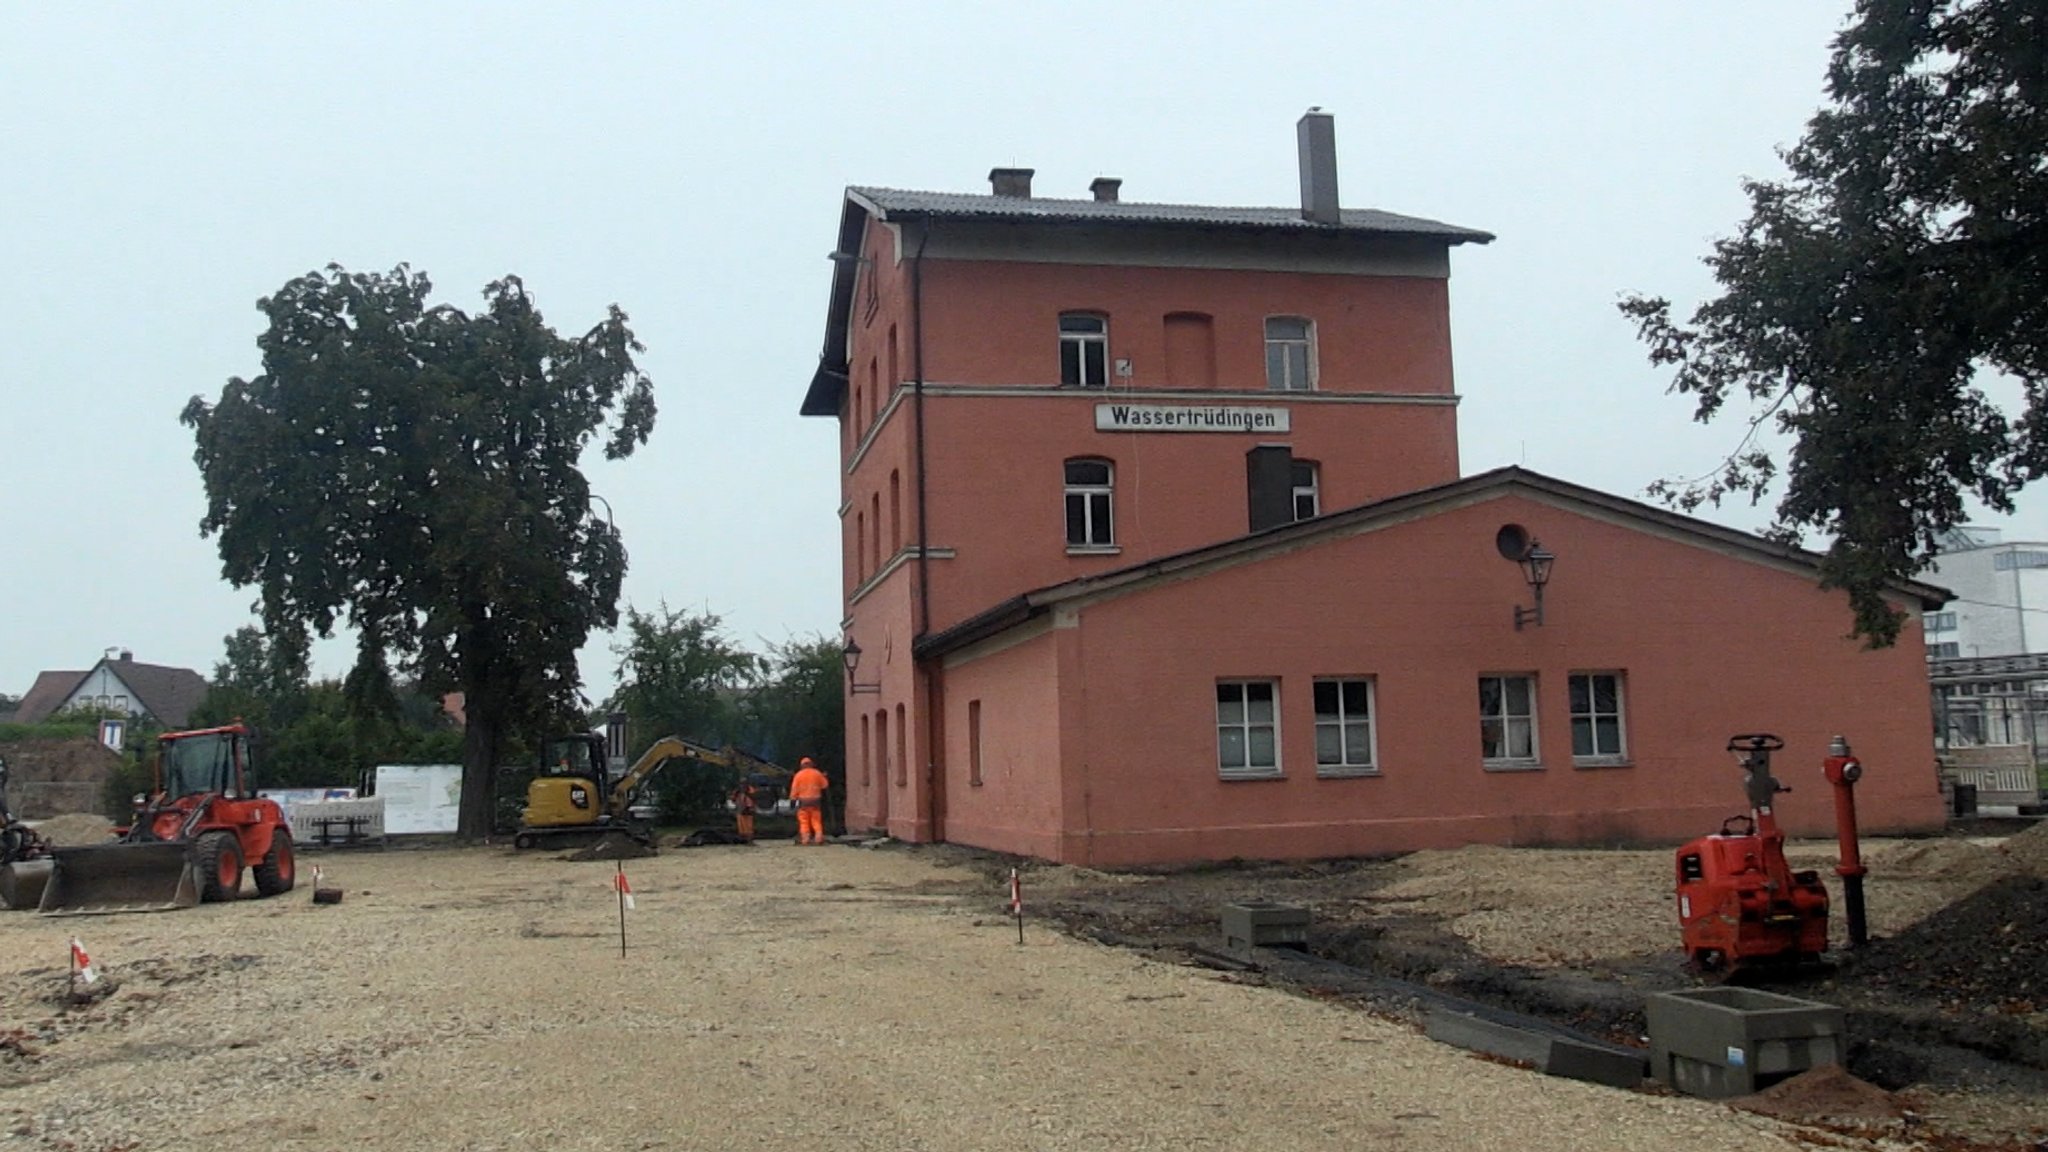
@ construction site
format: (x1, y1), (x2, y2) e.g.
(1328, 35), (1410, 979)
(0, 810), (2043, 1151)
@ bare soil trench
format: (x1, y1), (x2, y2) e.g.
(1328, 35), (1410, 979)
(977, 821), (2048, 1148)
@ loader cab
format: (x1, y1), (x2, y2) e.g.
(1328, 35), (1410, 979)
(159, 726), (251, 799)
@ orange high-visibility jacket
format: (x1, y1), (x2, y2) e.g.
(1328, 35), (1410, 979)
(789, 766), (828, 802)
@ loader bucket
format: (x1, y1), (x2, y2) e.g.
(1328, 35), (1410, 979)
(0, 860), (53, 910)
(38, 843), (200, 916)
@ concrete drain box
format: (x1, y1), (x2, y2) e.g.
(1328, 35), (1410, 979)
(1221, 901), (1310, 955)
(1646, 987), (1845, 1098)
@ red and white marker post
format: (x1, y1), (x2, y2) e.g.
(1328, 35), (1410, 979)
(1009, 867), (1024, 945)
(613, 862), (634, 957)
(70, 937), (98, 993)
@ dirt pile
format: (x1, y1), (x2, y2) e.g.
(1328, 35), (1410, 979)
(1850, 875), (2048, 1012)
(26, 814), (113, 847)
(2002, 821), (2048, 876)
(1733, 1064), (1904, 1124)
(564, 836), (654, 861)
(1877, 839), (2017, 887)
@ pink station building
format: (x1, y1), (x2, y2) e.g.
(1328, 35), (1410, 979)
(801, 112), (1949, 867)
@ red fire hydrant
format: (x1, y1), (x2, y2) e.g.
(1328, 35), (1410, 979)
(1822, 735), (1868, 947)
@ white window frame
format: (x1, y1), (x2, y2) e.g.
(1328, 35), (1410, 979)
(1313, 677), (1376, 776)
(1064, 458), (1116, 552)
(1216, 679), (1281, 779)
(1568, 672), (1629, 766)
(1059, 313), (1109, 388)
(1264, 316), (1316, 392)
(1291, 460), (1320, 521)
(1479, 673), (1540, 769)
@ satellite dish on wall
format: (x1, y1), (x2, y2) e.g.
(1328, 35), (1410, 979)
(1496, 524), (1532, 561)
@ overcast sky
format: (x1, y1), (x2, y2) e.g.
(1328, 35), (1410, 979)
(4, 2), (2037, 704)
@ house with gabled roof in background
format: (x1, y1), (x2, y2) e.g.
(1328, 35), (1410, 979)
(13, 648), (209, 729)
(803, 110), (1949, 866)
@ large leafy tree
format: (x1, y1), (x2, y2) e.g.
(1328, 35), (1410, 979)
(182, 266), (655, 837)
(609, 604), (763, 818)
(1621, 0), (2048, 644)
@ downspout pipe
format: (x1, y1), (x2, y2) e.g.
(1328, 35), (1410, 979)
(911, 218), (943, 842)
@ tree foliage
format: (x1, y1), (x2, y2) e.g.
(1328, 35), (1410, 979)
(742, 634), (847, 834)
(188, 627), (466, 791)
(1621, 0), (2048, 644)
(609, 605), (764, 820)
(182, 266), (655, 836)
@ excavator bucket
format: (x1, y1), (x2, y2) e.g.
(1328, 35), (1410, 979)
(0, 860), (53, 910)
(38, 843), (200, 916)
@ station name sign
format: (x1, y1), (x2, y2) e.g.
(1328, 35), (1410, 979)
(1094, 404), (1290, 433)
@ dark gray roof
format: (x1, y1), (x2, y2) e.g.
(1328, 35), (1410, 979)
(914, 466), (1952, 661)
(848, 186), (1495, 244)
(12, 659), (208, 728)
(13, 671), (86, 725)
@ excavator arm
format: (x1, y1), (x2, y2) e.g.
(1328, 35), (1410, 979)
(605, 737), (786, 818)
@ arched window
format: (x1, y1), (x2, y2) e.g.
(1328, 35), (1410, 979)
(890, 470), (902, 551)
(895, 702), (908, 786)
(1059, 313), (1109, 388)
(876, 708), (889, 789)
(1265, 316), (1315, 391)
(1164, 312), (1216, 389)
(1064, 458), (1115, 548)
(854, 509), (866, 582)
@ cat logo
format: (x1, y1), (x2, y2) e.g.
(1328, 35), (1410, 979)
(570, 785), (591, 809)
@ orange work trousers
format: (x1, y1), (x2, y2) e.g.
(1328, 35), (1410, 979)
(796, 804), (824, 844)
(735, 812), (754, 842)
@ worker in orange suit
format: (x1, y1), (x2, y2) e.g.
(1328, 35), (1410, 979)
(789, 756), (829, 845)
(729, 778), (759, 843)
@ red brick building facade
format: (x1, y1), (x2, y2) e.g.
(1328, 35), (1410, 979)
(802, 113), (1947, 865)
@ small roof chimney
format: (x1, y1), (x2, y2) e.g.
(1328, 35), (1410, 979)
(1296, 109), (1340, 224)
(989, 167), (1035, 198)
(1089, 177), (1122, 203)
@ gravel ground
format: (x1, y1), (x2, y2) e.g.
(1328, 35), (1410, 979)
(0, 840), (1862, 1152)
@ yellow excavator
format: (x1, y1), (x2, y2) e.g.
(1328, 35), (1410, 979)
(514, 733), (785, 852)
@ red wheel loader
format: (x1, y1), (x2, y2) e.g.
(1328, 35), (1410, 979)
(39, 723), (296, 916)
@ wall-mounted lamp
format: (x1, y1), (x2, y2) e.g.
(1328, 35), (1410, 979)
(826, 251), (873, 266)
(1513, 542), (1556, 630)
(842, 638), (882, 694)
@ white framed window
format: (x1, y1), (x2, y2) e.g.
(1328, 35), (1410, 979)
(1064, 458), (1115, 550)
(1313, 678), (1376, 775)
(1479, 674), (1539, 768)
(1291, 460), (1320, 520)
(1922, 611), (1956, 632)
(1265, 316), (1315, 392)
(1568, 672), (1628, 764)
(1059, 313), (1109, 388)
(1927, 641), (1960, 659)
(1217, 680), (1280, 778)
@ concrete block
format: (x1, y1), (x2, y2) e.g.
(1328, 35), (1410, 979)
(1646, 987), (1845, 1098)
(1220, 901), (1310, 955)
(1425, 1008), (1647, 1090)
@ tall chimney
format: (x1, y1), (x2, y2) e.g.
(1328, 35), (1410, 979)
(1296, 109), (1340, 224)
(1089, 177), (1122, 203)
(989, 167), (1034, 198)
